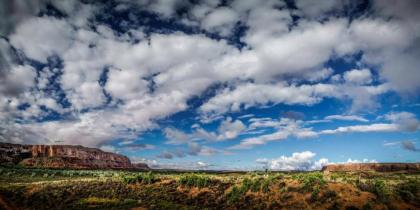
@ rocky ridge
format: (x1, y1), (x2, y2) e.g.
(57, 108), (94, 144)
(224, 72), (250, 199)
(322, 163), (420, 172)
(0, 142), (149, 170)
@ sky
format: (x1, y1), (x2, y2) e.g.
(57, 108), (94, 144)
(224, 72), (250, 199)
(0, 0), (419, 171)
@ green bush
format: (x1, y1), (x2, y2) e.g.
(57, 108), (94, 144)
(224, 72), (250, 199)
(358, 179), (390, 203)
(261, 179), (270, 193)
(250, 178), (262, 192)
(240, 178), (252, 193)
(226, 186), (241, 203)
(123, 172), (157, 184)
(240, 177), (273, 193)
(178, 173), (211, 188)
(310, 186), (320, 202)
(396, 179), (419, 202)
(298, 172), (326, 192)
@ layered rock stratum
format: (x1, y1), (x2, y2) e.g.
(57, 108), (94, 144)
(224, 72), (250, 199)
(0, 142), (149, 170)
(322, 163), (420, 172)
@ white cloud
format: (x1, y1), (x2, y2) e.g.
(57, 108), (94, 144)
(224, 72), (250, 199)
(1, 0), (419, 153)
(200, 83), (332, 116)
(0, 64), (36, 96)
(164, 117), (246, 144)
(257, 151), (329, 171)
(201, 7), (239, 36)
(343, 69), (373, 85)
(164, 127), (191, 145)
(232, 111), (419, 150)
(217, 117), (245, 140)
(231, 118), (317, 150)
(324, 115), (369, 122)
(385, 112), (420, 132)
(346, 158), (377, 164)
(10, 17), (74, 62)
(200, 81), (389, 117)
(320, 123), (399, 134)
(319, 112), (420, 135)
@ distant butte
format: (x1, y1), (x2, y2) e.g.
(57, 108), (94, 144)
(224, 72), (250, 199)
(322, 163), (420, 173)
(0, 142), (149, 170)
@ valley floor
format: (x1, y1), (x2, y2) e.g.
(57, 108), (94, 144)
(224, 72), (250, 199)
(0, 167), (418, 210)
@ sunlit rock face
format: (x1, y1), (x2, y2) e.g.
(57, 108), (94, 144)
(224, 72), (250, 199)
(0, 142), (143, 169)
(322, 163), (420, 173)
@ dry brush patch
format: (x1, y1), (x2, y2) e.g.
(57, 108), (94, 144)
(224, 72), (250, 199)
(0, 167), (419, 210)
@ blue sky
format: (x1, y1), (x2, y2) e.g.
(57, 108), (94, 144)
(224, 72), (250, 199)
(0, 0), (419, 170)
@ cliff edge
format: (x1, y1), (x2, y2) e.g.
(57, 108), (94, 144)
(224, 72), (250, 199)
(322, 163), (420, 173)
(0, 142), (149, 170)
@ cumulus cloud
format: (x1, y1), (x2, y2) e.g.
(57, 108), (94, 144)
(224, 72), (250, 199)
(10, 17), (74, 63)
(385, 112), (420, 132)
(0, 0), (419, 166)
(256, 151), (329, 171)
(234, 111), (419, 150)
(199, 80), (389, 117)
(164, 127), (191, 145)
(201, 7), (239, 36)
(231, 118), (317, 149)
(217, 117), (246, 140)
(343, 69), (373, 85)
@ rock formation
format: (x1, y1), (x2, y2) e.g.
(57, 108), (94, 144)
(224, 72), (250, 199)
(0, 142), (149, 170)
(132, 162), (150, 170)
(322, 163), (420, 173)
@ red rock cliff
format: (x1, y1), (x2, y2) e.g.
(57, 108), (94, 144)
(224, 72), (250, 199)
(322, 163), (420, 172)
(0, 142), (143, 170)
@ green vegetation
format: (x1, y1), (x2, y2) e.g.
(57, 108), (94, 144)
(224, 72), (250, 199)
(178, 173), (213, 188)
(0, 166), (418, 210)
(122, 171), (157, 184)
(396, 178), (419, 203)
(357, 178), (391, 202)
(294, 172), (326, 192)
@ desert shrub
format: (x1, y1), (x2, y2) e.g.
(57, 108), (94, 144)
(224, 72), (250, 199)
(310, 186), (320, 202)
(371, 179), (390, 202)
(358, 179), (390, 202)
(122, 172), (157, 184)
(330, 174), (338, 182)
(239, 178), (252, 193)
(250, 178), (261, 192)
(396, 178), (419, 202)
(240, 177), (273, 193)
(178, 173), (211, 188)
(261, 179), (270, 193)
(226, 186), (241, 203)
(298, 172), (326, 192)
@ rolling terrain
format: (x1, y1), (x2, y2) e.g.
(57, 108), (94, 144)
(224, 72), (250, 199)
(0, 142), (418, 209)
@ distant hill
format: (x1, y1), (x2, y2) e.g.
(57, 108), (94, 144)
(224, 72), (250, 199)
(322, 163), (420, 173)
(0, 142), (149, 170)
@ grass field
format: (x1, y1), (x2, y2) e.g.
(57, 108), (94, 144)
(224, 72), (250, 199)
(0, 166), (418, 210)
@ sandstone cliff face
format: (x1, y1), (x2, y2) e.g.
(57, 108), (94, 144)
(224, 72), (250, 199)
(0, 142), (145, 170)
(322, 163), (420, 172)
